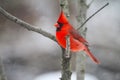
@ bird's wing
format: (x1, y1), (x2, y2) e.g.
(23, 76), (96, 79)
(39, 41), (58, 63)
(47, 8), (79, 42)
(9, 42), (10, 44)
(69, 28), (89, 46)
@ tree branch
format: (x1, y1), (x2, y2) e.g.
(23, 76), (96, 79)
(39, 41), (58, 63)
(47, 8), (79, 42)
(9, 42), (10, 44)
(77, 3), (109, 30)
(0, 7), (56, 42)
(61, 47), (72, 80)
(76, 2), (109, 80)
(65, 35), (71, 58)
(59, 0), (72, 80)
(60, 0), (70, 18)
(76, 0), (87, 80)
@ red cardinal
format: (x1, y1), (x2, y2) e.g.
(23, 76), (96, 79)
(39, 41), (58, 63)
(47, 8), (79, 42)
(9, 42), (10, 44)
(54, 11), (100, 64)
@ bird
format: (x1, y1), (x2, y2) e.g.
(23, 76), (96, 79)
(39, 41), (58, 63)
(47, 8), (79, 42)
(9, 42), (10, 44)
(54, 11), (100, 64)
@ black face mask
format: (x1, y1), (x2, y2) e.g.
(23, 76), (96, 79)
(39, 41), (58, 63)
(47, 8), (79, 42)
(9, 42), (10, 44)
(56, 22), (64, 31)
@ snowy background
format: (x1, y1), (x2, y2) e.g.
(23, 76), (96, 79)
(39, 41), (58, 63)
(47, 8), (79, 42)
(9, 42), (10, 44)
(0, 0), (120, 80)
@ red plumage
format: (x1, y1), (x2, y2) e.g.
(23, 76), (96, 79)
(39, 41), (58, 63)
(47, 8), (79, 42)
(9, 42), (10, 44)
(54, 11), (100, 64)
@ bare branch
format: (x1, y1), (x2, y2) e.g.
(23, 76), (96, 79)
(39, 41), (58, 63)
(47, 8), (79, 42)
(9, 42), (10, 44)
(59, 0), (72, 80)
(77, 3), (109, 30)
(60, 0), (70, 18)
(65, 35), (70, 58)
(76, 52), (86, 80)
(61, 48), (72, 80)
(76, 0), (87, 80)
(0, 7), (56, 42)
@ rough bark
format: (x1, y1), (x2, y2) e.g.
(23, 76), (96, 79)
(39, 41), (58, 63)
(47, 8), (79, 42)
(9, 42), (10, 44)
(60, 0), (72, 80)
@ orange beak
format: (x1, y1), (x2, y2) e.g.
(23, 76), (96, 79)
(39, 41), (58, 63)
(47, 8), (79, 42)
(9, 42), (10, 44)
(54, 23), (59, 28)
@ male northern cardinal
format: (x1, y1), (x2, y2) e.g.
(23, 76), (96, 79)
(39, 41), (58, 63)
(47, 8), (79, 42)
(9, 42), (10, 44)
(54, 11), (100, 64)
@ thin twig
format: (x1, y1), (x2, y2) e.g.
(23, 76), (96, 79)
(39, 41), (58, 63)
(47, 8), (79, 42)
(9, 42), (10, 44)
(0, 7), (56, 42)
(65, 35), (70, 58)
(77, 3), (109, 30)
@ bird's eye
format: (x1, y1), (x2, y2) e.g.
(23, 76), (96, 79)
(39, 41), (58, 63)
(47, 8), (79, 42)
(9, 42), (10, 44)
(56, 22), (63, 31)
(58, 22), (63, 28)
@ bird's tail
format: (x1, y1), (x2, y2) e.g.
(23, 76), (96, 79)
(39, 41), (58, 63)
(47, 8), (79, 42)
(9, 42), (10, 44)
(84, 48), (100, 64)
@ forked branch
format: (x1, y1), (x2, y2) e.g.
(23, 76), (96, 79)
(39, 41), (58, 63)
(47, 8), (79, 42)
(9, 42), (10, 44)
(77, 3), (109, 30)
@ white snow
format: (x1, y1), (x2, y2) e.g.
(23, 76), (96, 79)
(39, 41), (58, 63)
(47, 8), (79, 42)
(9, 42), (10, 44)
(34, 71), (99, 80)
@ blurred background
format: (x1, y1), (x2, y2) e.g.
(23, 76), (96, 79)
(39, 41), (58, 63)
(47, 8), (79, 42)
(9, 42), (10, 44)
(0, 0), (120, 80)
